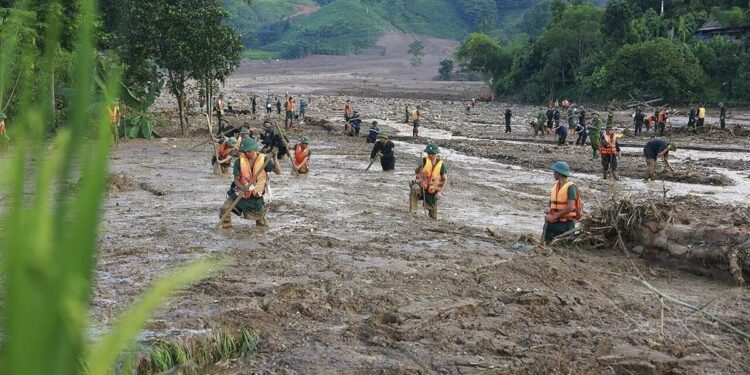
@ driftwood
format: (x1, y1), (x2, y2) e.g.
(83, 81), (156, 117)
(626, 98), (663, 109)
(556, 197), (750, 285)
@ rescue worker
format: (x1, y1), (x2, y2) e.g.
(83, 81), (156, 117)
(409, 144), (447, 220)
(413, 105), (422, 137)
(219, 138), (281, 228)
(643, 138), (676, 181)
(574, 120), (588, 146)
(567, 106), (575, 130)
(504, 108), (512, 133)
(544, 161), (580, 243)
(589, 112), (603, 160)
(606, 109), (613, 127)
(535, 107), (546, 137)
(366, 121), (380, 143)
(719, 102), (726, 129)
(599, 125), (621, 180)
(344, 100), (354, 122)
(657, 107), (668, 136)
(634, 108), (644, 135)
(284, 96), (295, 128)
(697, 104), (706, 129)
(405, 104), (411, 124)
(275, 97), (282, 115)
(293, 136), (311, 174)
(265, 95), (272, 114)
(251, 93), (257, 115)
(554, 107), (561, 128)
(578, 106), (587, 128)
(644, 113), (655, 133)
(260, 120), (289, 159)
(108, 98), (122, 145)
(370, 132), (395, 171)
(546, 106), (554, 130)
(554, 124), (568, 146)
(464, 101), (472, 114)
(0, 112), (9, 149)
(298, 98), (308, 122)
(349, 111), (362, 136)
(687, 105), (696, 129)
(213, 137), (238, 174)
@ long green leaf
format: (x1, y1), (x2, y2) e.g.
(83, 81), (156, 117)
(86, 259), (217, 375)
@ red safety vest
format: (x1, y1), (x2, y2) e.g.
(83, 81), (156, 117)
(599, 133), (617, 155)
(294, 144), (309, 165)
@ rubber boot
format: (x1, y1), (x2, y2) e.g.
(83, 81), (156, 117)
(612, 171), (620, 181)
(219, 199), (234, 229)
(592, 149), (599, 160)
(602, 170), (608, 180)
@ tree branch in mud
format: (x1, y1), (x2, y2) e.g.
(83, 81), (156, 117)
(634, 277), (750, 340)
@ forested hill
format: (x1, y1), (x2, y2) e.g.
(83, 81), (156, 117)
(224, 0), (581, 59)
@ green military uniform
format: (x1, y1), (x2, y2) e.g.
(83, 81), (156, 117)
(410, 144), (447, 219)
(606, 111), (613, 127)
(589, 116), (603, 159)
(535, 108), (546, 136)
(567, 108), (575, 129)
(219, 138), (275, 228)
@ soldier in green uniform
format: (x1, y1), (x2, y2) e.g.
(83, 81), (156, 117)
(589, 112), (603, 160)
(535, 107), (547, 136)
(606, 109), (614, 127)
(219, 138), (281, 228)
(567, 107), (575, 130)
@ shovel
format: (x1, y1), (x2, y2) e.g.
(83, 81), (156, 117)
(216, 183), (255, 230)
(365, 153), (381, 171)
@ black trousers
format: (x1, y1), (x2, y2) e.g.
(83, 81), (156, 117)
(381, 154), (395, 171)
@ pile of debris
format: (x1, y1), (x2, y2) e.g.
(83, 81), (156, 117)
(556, 196), (750, 285)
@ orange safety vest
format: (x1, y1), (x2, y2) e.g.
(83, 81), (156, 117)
(236, 154), (267, 199)
(698, 107), (706, 119)
(658, 110), (667, 123)
(108, 105), (120, 124)
(419, 157), (444, 194)
(294, 144), (309, 165)
(218, 143), (231, 160)
(285, 100), (294, 111)
(599, 133), (617, 155)
(549, 181), (577, 222)
(0, 122), (6, 136)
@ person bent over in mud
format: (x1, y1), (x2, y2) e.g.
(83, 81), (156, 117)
(219, 138), (281, 228)
(293, 136), (311, 174)
(370, 132), (395, 171)
(410, 144), (447, 219)
(643, 138), (676, 181)
(212, 136), (238, 174)
(544, 161), (581, 243)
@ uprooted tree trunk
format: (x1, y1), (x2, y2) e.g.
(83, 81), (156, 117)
(557, 198), (750, 285)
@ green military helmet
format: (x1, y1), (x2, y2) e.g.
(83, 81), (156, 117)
(300, 136), (310, 144)
(551, 161), (572, 177)
(239, 128), (251, 135)
(226, 137), (238, 147)
(669, 142), (677, 152)
(592, 111), (600, 116)
(605, 125), (613, 130)
(424, 144), (440, 154)
(378, 132), (389, 140)
(238, 137), (259, 152)
(0, 112), (6, 119)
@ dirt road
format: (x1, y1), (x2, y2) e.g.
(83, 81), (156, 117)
(94, 41), (750, 373)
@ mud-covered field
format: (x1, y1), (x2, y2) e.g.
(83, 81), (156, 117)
(92, 40), (750, 374)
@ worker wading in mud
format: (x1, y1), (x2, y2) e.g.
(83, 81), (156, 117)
(292, 136), (311, 174)
(212, 136), (238, 174)
(544, 161), (582, 243)
(219, 138), (281, 228)
(410, 144), (447, 219)
(370, 132), (395, 171)
(643, 138), (676, 181)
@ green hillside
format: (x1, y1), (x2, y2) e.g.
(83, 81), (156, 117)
(224, 0), (548, 59)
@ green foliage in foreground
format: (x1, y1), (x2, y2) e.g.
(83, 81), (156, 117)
(0, 1), (221, 374)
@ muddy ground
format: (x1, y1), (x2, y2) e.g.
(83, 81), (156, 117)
(92, 38), (750, 374)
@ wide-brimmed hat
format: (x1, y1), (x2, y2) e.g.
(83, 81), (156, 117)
(300, 136), (310, 144)
(238, 138), (259, 152)
(240, 128), (251, 135)
(0, 112), (6, 119)
(226, 137), (238, 147)
(424, 144), (440, 154)
(551, 161), (571, 177)
(378, 132), (389, 140)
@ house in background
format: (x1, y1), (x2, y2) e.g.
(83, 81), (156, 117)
(694, 20), (750, 42)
